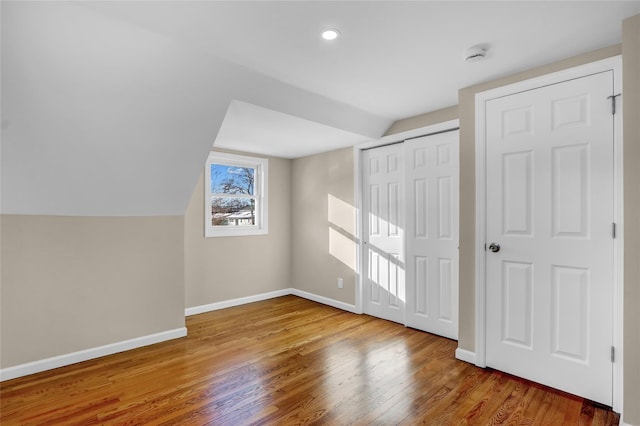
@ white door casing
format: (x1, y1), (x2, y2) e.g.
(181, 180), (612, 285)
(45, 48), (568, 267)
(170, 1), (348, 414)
(482, 70), (617, 405)
(405, 131), (460, 339)
(362, 144), (405, 324)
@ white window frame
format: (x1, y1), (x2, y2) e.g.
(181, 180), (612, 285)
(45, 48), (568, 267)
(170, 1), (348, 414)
(204, 151), (268, 237)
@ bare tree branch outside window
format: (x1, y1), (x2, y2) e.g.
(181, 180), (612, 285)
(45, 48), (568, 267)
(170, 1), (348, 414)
(210, 164), (256, 227)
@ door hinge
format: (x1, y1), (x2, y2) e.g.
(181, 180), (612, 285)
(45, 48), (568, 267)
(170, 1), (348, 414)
(611, 346), (615, 363)
(607, 93), (622, 115)
(612, 222), (616, 239)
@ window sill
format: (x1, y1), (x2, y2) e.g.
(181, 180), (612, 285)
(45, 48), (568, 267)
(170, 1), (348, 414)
(205, 227), (268, 238)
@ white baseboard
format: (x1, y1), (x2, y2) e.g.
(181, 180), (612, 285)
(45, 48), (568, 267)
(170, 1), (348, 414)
(2, 290), (357, 382)
(455, 347), (476, 365)
(185, 288), (292, 316)
(0, 327), (187, 382)
(290, 289), (359, 314)
(185, 288), (358, 316)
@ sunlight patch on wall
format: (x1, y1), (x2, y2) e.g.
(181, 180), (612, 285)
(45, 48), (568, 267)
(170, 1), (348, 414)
(328, 194), (356, 235)
(328, 194), (357, 271)
(329, 227), (356, 271)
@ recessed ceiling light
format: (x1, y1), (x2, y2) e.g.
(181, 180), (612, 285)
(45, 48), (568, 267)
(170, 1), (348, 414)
(321, 29), (340, 41)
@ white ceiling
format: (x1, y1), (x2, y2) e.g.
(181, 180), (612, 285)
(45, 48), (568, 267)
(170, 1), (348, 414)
(82, 0), (640, 158)
(215, 101), (369, 159)
(2, 1), (639, 215)
(86, 1), (640, 119)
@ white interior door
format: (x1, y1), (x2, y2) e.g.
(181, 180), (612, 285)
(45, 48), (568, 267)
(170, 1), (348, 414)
(485, 71), (614, 405)
(405, 131), (459, 339)
(362, 144), (405, 324)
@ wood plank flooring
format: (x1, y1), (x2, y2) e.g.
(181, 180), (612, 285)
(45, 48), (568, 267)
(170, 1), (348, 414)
(1, 295), (619, 425)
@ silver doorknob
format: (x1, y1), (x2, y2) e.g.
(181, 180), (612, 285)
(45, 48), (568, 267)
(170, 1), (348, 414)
(488, 243), (501, 253)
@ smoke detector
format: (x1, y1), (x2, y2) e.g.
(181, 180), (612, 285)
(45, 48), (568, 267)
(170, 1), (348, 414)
(464, 45), (488, 63)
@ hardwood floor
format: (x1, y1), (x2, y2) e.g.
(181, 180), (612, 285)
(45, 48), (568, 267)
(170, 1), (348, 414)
(1, 295), (619, 425)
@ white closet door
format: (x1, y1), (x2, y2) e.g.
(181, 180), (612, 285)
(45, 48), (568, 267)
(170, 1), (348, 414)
(405, 131), (459, 339)
(362, 144), (405, 324)
(485, 71), (614, 405)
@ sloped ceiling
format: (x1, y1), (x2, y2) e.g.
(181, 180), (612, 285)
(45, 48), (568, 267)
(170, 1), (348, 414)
(215, 101), (369, 159)
(2, 1), (639, 216)
(0, 2), (388, 216)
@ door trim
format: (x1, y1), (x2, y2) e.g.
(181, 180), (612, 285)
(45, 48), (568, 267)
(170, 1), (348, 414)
(474, 56), (623, 412)
(355, 119), (460, 318)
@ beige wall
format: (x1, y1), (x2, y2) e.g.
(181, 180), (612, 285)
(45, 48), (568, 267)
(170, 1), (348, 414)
(184, 152), (291, 307)
(456, 44), (622, 353)
(389, 44), (622, 354)
(0, 215), (185, 368)
(385, 105), (459, 136)
(291, 147), (357, 305)
(622, 13), (640, 426)
(386, 37), (640, 422)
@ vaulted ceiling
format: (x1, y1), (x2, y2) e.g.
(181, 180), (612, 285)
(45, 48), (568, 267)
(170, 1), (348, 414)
(2, 1), (639, 216)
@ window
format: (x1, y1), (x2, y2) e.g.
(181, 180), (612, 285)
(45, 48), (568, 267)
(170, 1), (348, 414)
(205, 152), (268, 237)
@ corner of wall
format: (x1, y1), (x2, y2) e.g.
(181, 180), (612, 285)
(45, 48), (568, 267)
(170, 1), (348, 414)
(385, 105), (459, 136)
(183, 151), (293, 308)
(622, 12), (640, 426)
(290, 147), (357, 306)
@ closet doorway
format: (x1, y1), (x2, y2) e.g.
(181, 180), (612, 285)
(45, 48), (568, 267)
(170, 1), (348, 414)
(361, 128), (459, 339)
(476, 60), (621, 406)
